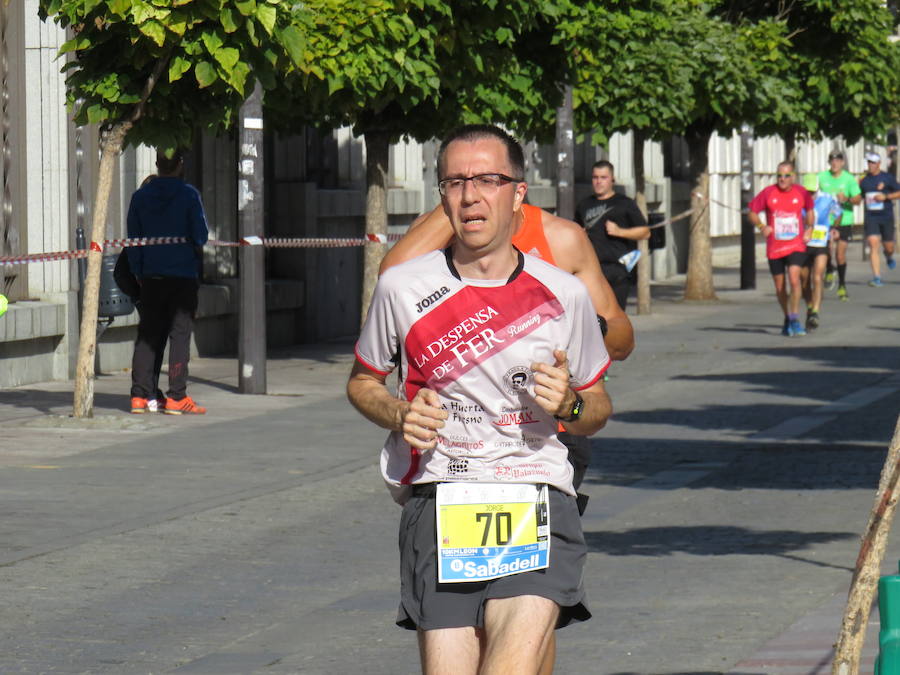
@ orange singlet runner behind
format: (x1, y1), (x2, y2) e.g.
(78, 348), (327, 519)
(513, 204), (555, 265)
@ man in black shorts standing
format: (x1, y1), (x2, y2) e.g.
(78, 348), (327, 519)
(574, 160), (649, 310)
(748, 161), (815, 336)
(347, 125), (612, 673)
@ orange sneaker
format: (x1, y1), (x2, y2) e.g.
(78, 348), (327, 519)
(130, 397), (149, 414)
(163, 396), (206, 415)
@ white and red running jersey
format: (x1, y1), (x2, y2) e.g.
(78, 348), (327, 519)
(355, 248), (610, 504)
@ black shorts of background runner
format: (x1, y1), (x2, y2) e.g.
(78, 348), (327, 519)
(768, 251), (808, 276)
(864, 218), (896, 242)
(835, 225), (854, 243)
(599, 261), (634, 310)
(805, 246), (829, 262)
(396, 483), (591, 631)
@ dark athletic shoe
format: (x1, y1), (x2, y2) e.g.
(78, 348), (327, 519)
(806, 311), (819, 331)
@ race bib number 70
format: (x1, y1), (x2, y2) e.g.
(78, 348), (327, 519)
(436, 482), (549, 583)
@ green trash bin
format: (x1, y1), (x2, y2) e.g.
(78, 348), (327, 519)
(876, 566), (900, 675)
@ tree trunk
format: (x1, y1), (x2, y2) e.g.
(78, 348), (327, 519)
(832, 413), (900, 675)
(633, 131), (650, 314)
(361, 131), (389, 327)
(555, 85), (575, 221)
(784, 130), (797, 168)
(684, 127), (716, 301)
(71, 53), (170, 418)
(72, 123), (130, 417)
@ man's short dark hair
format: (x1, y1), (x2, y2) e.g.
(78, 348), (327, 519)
(437, 125), (525, 179)
(592, 160), (615, 175)
(156, 149), (184, 176)
(778, 160), (795, 173)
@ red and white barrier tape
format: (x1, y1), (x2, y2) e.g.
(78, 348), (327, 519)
(0, 233), (402, 267)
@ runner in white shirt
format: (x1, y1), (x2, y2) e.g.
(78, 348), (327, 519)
(348, 125), (612, 675)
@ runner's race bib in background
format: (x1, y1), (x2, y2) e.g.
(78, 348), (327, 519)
(773, 212), (800, 241)
(436, 482), (549, 583)
(809, 224), (829, 247)
(866, 192), (885, 211)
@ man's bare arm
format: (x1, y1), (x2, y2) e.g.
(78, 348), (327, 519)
(347, 361), (447, 450)
(531, 349), (612, 436)
(605, 221), (650, 241)
(379, 205), (453, 275)
(541, 211), (635, 361)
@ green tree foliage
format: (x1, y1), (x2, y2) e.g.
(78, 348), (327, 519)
(40, 0), (309, 151)
(722, 0), (900, 144)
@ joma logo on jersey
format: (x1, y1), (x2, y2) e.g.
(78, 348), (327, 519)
(494, 410), (539, 426)
(416, 286), (450, 313)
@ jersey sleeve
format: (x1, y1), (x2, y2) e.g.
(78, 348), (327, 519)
(354, 273), (401, 376)
(625, 198), (648, 229)
(749, 187), (769, 215)
(846, 175), (862, 198)
(565, 280), (610, 390)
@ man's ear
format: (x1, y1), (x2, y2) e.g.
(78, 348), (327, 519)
(513, 182), (528, 211)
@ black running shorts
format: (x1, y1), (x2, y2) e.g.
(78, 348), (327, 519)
(768, 251), (808, 276)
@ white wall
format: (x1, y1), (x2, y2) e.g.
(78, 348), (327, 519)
(24, 0), (69, 297)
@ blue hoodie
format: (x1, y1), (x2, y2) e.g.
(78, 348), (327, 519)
(126, 176), (209, 279)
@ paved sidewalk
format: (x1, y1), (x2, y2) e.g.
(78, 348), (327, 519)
(1, 257), (898, 673)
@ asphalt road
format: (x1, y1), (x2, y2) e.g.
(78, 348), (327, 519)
(1, 263), (898, 674)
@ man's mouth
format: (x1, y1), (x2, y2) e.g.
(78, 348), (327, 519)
(462, 216), (486, 228)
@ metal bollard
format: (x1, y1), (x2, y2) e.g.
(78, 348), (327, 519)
(875, 564), (900, 674)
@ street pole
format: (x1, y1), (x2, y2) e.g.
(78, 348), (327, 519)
(739, 125), (756, 290)
(555, 85), (574, 220)
(238, 81), (267, 394)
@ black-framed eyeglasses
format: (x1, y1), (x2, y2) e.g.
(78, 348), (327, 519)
(438, 173), (523, 197)
(776, 173), (794, 178)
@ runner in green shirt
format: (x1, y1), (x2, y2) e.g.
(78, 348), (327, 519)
(816, 150), (862, 300)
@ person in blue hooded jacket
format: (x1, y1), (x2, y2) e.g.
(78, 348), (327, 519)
(127, 149), (208, 415)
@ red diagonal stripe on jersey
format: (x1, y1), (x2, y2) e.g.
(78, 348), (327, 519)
(404, 272), (563, 398)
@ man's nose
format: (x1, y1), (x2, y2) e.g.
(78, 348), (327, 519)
(461, 178), (480, 203)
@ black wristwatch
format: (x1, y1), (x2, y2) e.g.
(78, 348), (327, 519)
(597, 314), (608, 337)
(555, 392), (584, 423)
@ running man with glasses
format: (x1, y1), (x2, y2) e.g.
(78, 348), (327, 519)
(348, 124), (611, 674)
(749, 161), (815, 337)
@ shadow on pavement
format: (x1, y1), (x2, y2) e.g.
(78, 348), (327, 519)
(736, 345), (900, 369)
(583, 435), (886, 491)
(697, 324), (773, 335)
(0, 388), (125, 415)
(584, 525), (855, 568)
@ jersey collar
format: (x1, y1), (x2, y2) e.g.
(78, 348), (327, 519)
(443, 246), (524, 284)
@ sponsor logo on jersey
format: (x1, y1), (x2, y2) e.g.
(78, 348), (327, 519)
(503, 366), (532, 395)
(437, 434), (484, 453)
(447, 401), (483, 425)
(494, 463), (552, 480)
(404, 275), (564, 393)
(493, 407), (539, 427)
(415, 286), (450, 313)
(446, 458), (469, 475)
